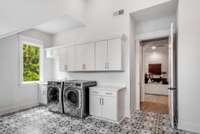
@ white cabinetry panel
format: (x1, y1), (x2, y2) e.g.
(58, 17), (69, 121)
(75, 43), (95, 71)
(38, 84), (47, 105)
(89, 87), (125, 122)
(101, 96), (117, 121)
(89, 94), (102, 117)
(46, 37), (122, 72)
(58, 46), (75, 71)
(95, 41), (108, 70)
(107, 38), (122, 71)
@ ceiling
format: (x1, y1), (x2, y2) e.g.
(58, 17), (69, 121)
(34, 15), (84, 34)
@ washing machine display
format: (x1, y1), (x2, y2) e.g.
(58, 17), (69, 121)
(47, 81), (63, 113)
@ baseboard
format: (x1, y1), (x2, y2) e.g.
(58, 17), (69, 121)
(0, 103), (39, 116)
(178, 120), (200, 133)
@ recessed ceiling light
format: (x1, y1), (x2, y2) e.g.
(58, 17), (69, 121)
(152, 46), (156, 50)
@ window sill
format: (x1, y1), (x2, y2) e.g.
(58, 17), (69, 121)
(20, 81), (40, 87)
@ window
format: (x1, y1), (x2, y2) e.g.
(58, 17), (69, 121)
(19, 36), (43, 83)
(23, 44), (40, 81)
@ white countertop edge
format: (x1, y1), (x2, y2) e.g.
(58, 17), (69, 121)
(90, 86), (126, 92)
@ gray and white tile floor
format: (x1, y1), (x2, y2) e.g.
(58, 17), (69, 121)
(0, 106), (198, 134)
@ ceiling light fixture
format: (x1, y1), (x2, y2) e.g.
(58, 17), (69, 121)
(152, 46), (156, 50)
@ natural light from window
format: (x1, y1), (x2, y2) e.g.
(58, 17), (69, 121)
(22, 44), (40, 82)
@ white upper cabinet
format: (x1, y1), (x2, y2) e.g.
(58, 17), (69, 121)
(95, 41), (108, 70)
(75, 43), (95, 71)
(47, 37), (123, 72)
(107, 38), (122, 71)
(58, 46), (75, 71)
(95, 38), (122, 71)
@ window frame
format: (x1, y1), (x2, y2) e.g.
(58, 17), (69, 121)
(19, 36), (44, 85)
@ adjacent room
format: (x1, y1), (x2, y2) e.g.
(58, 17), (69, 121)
(140, 38), (169, 114)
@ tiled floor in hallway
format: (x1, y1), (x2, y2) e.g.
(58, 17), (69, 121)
(0, 106), (197, 134)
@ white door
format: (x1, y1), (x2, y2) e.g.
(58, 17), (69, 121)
(89, 95), (102, 117)
(95, 41), (108, 70)
(168, 22), (177, 128)
(101, 96), (117, 121)
(107, 38), (122, 70)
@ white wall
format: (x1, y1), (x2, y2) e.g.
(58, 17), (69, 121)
(20, 29), (54, 81)
(143, 41), (168, 77)
(52, 0), (172, 117)
(0, 29), (53, 115)
(136, 16), (176, 35)
(177, 0), (200, 132)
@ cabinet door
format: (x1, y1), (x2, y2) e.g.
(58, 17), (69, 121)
(107, 38), (122, 70)
(95, 41), (108, 70)
(89, 94), (101, 117)
(66, 46), (75, 71)
(58, 48), (67, 71)
(85, 43), (95, 71)
(101, 96), (117, 121)
(39, 84), (47, 105)
(75, 45), (85, 71)
(75, 43), (95, 71)
(58, 46), (75, 71)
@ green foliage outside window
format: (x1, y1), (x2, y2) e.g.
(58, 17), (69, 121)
(23, 44), (40, 81)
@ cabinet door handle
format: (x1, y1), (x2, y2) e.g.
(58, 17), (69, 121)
(102, 98), (104, 105)
(105, 92), (112, 95)
(64, 65), (68, 71)
(82, 64), (86, 70)
(105, 62), (109, 69)
(92, 91), (98, 94)
(100, 98), (102, 105)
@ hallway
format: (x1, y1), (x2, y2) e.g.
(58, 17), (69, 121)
(141, 95), (169, 114)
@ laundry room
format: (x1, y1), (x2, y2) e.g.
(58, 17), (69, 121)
(0, 0), (200, 134)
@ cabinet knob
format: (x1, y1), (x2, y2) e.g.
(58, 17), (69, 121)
(64, 65), (68, 71)
(105, 92), (112, 95)
(92, 91), (98, 94)
(82, 64), (86, 70)
(105, 62), (109, 69)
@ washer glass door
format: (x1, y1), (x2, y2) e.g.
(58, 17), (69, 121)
(64, 88), (81, 109)
(48, 87), (59, 104)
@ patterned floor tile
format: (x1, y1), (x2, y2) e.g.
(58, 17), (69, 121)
(0, 106), (198, 134)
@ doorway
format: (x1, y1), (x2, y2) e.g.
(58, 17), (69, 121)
(140, 37), (169, 114)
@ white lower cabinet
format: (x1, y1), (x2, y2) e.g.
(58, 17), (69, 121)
(89, 87), (125, 122)
(90, 94), (102, 117)
(38, 84), (48, 105)
(101, 96), (117, 121)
